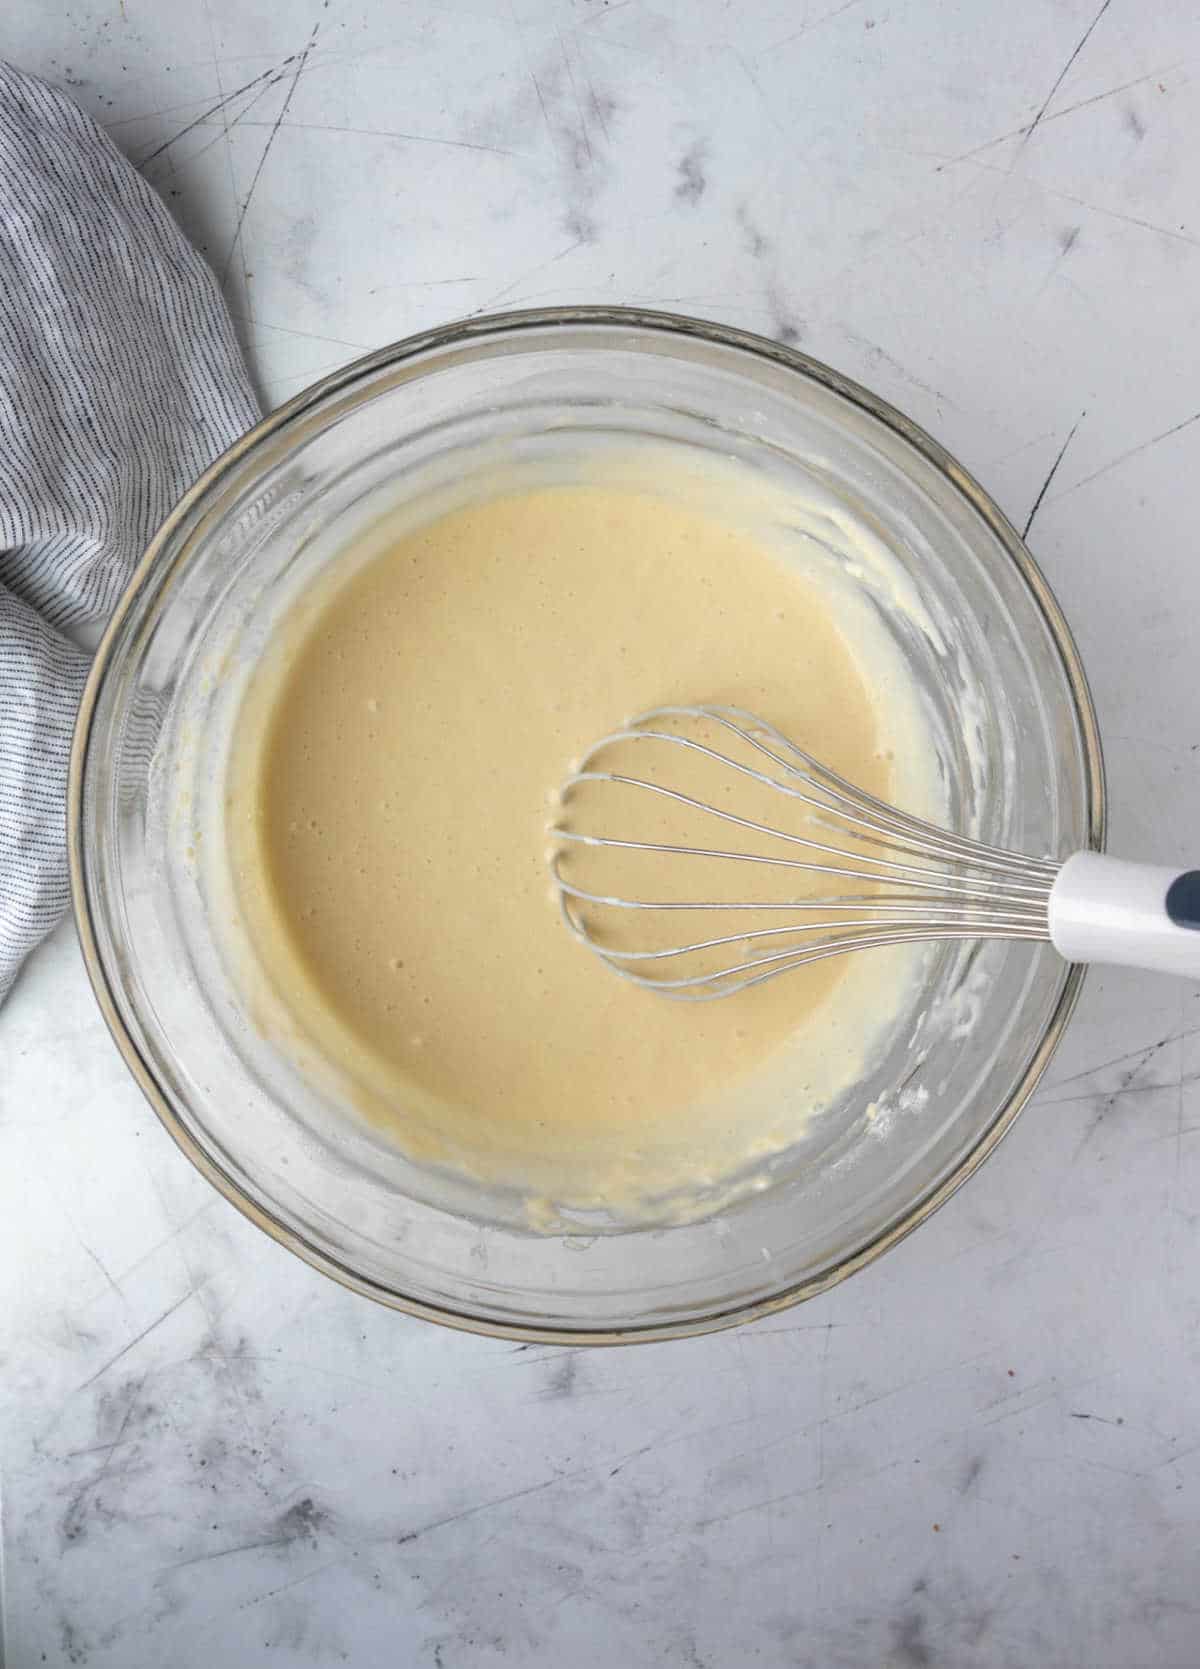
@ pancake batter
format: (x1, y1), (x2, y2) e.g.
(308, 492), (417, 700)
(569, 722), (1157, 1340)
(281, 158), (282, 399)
(227, 452), (935, 1217)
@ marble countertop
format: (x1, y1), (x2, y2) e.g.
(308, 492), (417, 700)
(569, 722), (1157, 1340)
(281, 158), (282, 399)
(4, 1), (1200, 1663)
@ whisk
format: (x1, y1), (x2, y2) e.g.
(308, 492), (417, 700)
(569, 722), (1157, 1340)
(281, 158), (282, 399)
(550, 704), (1200, 999)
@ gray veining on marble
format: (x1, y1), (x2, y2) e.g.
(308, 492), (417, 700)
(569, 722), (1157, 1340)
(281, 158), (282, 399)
(4, 1), (1200, 1664)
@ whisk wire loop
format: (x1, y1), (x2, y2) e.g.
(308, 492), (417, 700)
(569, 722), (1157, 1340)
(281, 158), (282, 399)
(551, 705), (1057, 1000)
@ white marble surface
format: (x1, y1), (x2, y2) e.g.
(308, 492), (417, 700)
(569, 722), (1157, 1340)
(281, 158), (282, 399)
(4, 0), (1200, 1663)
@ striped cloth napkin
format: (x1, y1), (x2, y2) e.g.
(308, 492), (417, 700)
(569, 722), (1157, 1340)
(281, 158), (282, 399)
(0, 61), (259, 1002)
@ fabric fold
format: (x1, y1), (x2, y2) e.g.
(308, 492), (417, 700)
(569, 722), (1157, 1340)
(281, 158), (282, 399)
(0, 60), (259, 1000)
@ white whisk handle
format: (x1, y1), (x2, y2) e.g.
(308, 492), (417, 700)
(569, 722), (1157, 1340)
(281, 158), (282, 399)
(1048, 852), (1200, 977)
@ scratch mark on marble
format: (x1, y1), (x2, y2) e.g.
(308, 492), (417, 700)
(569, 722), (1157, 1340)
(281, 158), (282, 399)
(143, 71), (295, 176)
(64, 1437), (142, 1459)
(75, 1291), (195, 1392)
(705, 1351), (995, 1479)
(238, 119), (519, 155)
(198, 1328), (259, 1451)
(1029, 1449), (1143, 1480)
(528, 70), (553, 141)
(222, 19), (321, 285)
(609, 1443), (655, 1478)
(1058, 1032), (1188, 1161)
(162, 1535), (292, 1573)
(1151, 1435), (1200, 1472)
(935, 66), (1179, 170)
(107, 96), (234, 132)
(1028, 175), (1190, 248)
(613, 289), (759, 307)
(76, 1236), (125, 1302)
(135, 58), (298, 164)
(470, 238), (585, 313)
(190, 1351), (420, 1396)
(840, 328), (953, 409)
(1046, 184), (1200, 247)
(1177, 989), (1186, 1186)
(1051, 409), (1200, 502)
(604, 1414), (761, 1483)
(556, 28), (593, 169)
(693, 1476), (823, 1531)
(1108, 728), (1200, 754)
(92, 1201), (217, 1303)
(588, 80), (613, 143)
(393, 1413), (759, 1547)
(233, 1556), (346, 1612)
(816, 1321), (833, 1528)
(504, 1345), (578, 1369)
(941, 150), (1200, 248)
(1020, 0), (1115, 150)
(61, 1373), (149, 1547)
(980, 1386), (1063, 1429)
(200, 0), (247, 298)
(104, 55), (370, 136)
(231, 313), (372, 349)
(1042, 1026), (1200, 1093)
(839, 1349), (994, 1419)
(762, 0), (865, 54)
(1041, 1069), (1200, 1110)
(396, 1469), (583, 1545)
(697, 1456), (908, 1532)
(269, 356), (356, 393)
(1022, 411), (1084, 538)
(367, 277), (478, 296)
(988, 425), (1060, 465)
(414, 1530), (509, 1615)
(1030, 221), (1084, 298)
(582, 0), (635, 19)
(727, 47), (785, 137)
(751, 1320), (855, 1337)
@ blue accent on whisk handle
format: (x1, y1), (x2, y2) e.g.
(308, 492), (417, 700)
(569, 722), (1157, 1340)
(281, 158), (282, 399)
(1166, 871), (1200, 929)
(1048, 852), (1200, 976)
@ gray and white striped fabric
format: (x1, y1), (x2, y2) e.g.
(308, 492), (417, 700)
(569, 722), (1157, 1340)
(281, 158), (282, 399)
(0, 61), (259, 1002)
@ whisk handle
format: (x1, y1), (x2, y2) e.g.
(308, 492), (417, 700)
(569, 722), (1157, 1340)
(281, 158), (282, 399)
(1049, 852), (1200, 977)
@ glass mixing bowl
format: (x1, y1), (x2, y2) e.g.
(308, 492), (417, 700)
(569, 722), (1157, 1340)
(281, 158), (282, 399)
(69, 308), (1103, 1343)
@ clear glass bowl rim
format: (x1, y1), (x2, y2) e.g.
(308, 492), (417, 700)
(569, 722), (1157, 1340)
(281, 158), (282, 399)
(67, 305), (1106, 1345)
